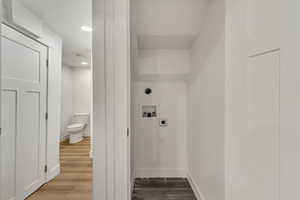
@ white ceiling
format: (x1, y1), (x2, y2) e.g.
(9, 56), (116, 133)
(18, 0), (92, 68)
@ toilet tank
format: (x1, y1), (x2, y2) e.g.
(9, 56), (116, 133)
(72, 113), (90, 125)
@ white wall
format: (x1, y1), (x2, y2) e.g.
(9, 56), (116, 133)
(131, 0), (206, 35)
(187, 1), (225, 200)
(0, 1), (3, 199)
(72, 67), (91, 137)
(226, 0), (300, 200)
(137, 50), (190, 76)
(133, 81), (187, 177)
(61, 65), (73, 139)
(60, 66), (91, 139)
(72, 68), (92, 114)
(132, 42), (189, 178)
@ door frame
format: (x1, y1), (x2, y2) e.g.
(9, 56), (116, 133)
(1, 2), (62, 190)
(92, 0), (130, 199)
(0, 1), (3, 199)
(0, 0), (131, 199)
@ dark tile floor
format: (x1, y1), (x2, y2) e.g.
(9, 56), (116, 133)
(132, 178), (197, 200)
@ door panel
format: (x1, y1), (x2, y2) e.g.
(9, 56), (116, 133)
(2, 36), (40, 83)
(242, 50), (280, 200)
(1, 90), (17, 200)
(1, 24), (47, 200)
(17, 91), (44, 198)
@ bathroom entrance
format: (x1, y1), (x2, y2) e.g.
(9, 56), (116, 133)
(0, 0), (93, 199)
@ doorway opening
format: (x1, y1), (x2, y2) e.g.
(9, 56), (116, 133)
(1, 0), (93, 200)
(130, 0), (225, 199)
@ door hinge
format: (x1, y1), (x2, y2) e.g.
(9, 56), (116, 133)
(46, 59), (49, 67)
(44, 165), (48, 173)
(45, 112), (48, 120)
(127, 128), (130, 137)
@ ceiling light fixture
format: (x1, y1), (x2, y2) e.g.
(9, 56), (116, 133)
(81, 61), (89, 65)
(81, 26), (93, 32)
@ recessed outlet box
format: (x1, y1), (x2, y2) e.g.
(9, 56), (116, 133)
(159, 119), (168, 127)
(142, 105), (157, 118)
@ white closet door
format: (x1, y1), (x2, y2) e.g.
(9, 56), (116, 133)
(1, 24), (47, 200)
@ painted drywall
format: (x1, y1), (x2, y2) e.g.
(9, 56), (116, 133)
(72, 67), (91, 137)
(225, 0), (300, 200)
(61, 65), (73, 139)
(131, 0), (206, 35)
(133, 81), (187, 177)
(72, 67), (92, 114)
(136, 50), (190, 76)
(187, 0), (225, 200)
(60, 66), (91, 139)
(134, 49), (191, 82)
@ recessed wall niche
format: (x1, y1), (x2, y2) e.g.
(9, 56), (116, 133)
(142, 105), (157, 118)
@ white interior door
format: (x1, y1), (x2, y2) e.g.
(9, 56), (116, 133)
(1, 24), (47, 200)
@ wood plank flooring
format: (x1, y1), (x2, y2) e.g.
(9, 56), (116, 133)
(26, 138), (195, 200)
(132, 178), (197, 200)
(27, 137), (92, 200)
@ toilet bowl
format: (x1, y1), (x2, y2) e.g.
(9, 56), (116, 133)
(67, 113), (90, 144)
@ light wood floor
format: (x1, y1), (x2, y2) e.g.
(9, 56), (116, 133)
(27, 137), (92, 200)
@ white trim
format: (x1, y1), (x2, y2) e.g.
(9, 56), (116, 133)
(46, 164), (60, 182)
(74, 113), (90, 116)
(93, 0), (130, 199)
(89, 150), (93, 159)
(131, 177), (135, 198)
(187, 172), (206, 200)
(92, 0), (107, 199)
(0, 2), (3, 200)
(134, 168), (187, 178)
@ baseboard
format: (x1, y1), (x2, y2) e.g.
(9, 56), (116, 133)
(130, 177), (135, 199)
(60, 134), (69, 142)
(134, 168), (187, 178)
(90, 150), (93, 159)
(47, 164), (60, 182)
(187, 172), (206, 200)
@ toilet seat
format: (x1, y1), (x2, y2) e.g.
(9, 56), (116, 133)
(67, 123), (84, 132)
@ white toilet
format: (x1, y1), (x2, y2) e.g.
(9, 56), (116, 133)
(67, 113), (90, 144)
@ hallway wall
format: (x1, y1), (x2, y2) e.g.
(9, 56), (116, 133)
(226, 0), (300, 199)
(187, 0), (225, 200)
